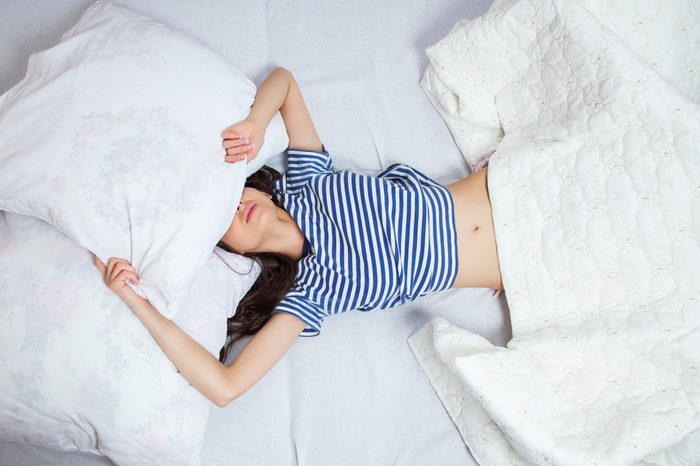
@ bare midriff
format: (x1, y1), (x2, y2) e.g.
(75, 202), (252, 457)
(446, 169), (503, 290)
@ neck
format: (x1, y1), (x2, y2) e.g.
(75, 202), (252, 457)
(258, 207), (305, 260)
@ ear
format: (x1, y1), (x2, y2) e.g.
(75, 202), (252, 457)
(265, 193), (272, 199)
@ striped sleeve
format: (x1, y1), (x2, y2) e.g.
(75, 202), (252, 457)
(284, 147), (335, 192)
(272, 292), (324, 337)
(377, 163), (441, 189)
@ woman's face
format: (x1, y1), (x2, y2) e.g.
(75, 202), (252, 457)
(220, 187), (278, 254)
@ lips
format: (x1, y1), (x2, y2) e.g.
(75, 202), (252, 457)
(245, 203), (257, 223)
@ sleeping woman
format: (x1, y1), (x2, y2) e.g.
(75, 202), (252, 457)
(93, 67), (503, 407)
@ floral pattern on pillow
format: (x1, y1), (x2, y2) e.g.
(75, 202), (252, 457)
(0, 211), (258, 465)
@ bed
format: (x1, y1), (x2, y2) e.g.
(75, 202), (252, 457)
(6, 0), (695, 464)
(410, 0), (700, 464)
(0, 1), (506, 465)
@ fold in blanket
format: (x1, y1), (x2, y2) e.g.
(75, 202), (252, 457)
(413, 0), (700, 464)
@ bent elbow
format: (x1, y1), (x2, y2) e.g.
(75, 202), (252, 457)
(213, 381), (244, 408)
(273, 66), (292, 81)
(213, 397), (232, 408)
(213, 390), (236, 408)
(213, 388), (237, 408)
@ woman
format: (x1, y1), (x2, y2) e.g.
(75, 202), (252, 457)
(94, 67), (502, 408)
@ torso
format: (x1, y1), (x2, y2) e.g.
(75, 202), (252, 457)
(277, 161), (458, 321)
(446, 169), (503, 290)
(274, 147), (499, 335)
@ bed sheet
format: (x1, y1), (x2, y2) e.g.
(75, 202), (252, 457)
(0, 0), (503, 465)
(1, 287), (510, 466)
(414, 0), (700, 463)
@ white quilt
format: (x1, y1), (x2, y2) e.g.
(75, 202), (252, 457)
(411, 0), (700, 464)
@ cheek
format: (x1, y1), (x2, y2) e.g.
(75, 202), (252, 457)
(221, 219), (244, 251)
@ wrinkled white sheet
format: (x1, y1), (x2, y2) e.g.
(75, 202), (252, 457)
(412, 0), (700, 464)
(0, 0), (502, 465)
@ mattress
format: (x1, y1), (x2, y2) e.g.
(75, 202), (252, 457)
(0, 0), (503, 465)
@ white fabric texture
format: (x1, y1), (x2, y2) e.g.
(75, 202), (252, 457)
(0, 211), (259, 465)
(412, 0), (700, 464)
(420, 0), (700, 170)
(0, 0), (503, 465)
(0, 0), (287, 318)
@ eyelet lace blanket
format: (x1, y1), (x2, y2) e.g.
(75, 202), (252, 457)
(411, 0), (700, 464)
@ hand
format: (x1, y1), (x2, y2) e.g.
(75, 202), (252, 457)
(221, 119), (265, 163)
(93, 255), (141, 302)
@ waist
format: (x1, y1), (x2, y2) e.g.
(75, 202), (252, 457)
(446, 169), (492, 234)
(447, 169), (503, 289)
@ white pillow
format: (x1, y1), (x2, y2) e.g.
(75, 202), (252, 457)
(0, 211), (258, 465)
(0, 0), (287, 318)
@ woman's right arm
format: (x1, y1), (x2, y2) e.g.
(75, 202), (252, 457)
(94, 256), (306, 407)
(222, 67), (323, 162)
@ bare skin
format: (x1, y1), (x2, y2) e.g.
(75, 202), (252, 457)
(222, 170), (504, 290)
(94, 67), (504, 408)
(447, 169), (503, 290)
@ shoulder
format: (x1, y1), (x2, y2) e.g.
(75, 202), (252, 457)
(287, 146), (333, 170)
(283, 146), (336, 193)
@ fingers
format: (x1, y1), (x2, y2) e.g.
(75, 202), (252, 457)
(225, 153), (247, 163)
(93, 255), (107, 273)
(222, 138), (254, 159)
(106, 257), (129, 279)
(109, 262), (139, 284)
(112, 269), (139, 289)
(102, 257), (139, 286)
(221, 127), (243, 138)
(222, 137), (249, 150)
(224, 144), (253, 158)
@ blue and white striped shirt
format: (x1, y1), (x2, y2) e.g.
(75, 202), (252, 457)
(273, 148), (458, 336)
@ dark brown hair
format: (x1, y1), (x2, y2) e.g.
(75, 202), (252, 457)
(217, 166), (299, 363)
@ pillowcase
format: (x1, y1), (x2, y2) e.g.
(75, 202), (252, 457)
(0, 0), (287, 318)
(0, 211), (259, 465)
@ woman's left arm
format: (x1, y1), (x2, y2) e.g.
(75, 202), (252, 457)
(222, 67), (323, 163)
